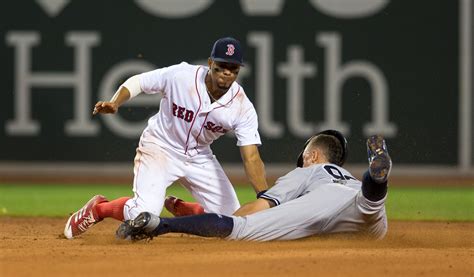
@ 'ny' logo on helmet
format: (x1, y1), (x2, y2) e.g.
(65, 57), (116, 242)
(225, 44), (235, 56)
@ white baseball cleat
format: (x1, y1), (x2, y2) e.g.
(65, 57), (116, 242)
(64, 195), (108, 239)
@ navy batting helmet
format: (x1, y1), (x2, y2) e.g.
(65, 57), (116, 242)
(296, 130), (348, 167)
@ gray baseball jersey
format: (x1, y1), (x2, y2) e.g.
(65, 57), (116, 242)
(228, 163), (387, 241)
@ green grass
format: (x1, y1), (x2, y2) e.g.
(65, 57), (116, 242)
(0, 184), (472, 221)
(385, 187), (473, 221)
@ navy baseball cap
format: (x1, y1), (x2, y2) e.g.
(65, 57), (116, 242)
(210, 37), (244, 66)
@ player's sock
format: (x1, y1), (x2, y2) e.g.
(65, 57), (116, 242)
(96, 197), (130, 221)
(173, 200), (205, 216)
(152, 214), (233, 238)
(361, 170), (388, 202)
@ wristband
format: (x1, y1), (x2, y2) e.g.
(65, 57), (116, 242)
(256, 190), (268, 198)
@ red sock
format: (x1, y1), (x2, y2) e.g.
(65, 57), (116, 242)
(96, 197), (130, 221)
(174, 200), (205, 216)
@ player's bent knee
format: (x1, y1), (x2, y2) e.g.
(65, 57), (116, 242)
(124, 199), (163, 220)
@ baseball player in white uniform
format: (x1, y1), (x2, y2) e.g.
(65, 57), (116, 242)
(116, 131), (392, 241)
(64, 37), (268, 239)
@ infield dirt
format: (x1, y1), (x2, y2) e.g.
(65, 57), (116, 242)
(0, 218), (472, 277)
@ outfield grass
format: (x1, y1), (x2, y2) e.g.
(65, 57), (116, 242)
(0, 184), (472, 221)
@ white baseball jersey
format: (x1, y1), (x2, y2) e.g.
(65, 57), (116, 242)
(123, 62), (261, 220)
(228, 164), (388, 241)
(138, 61), (261, 158)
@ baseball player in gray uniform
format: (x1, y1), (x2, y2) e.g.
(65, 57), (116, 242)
(116, 131), (392, 241)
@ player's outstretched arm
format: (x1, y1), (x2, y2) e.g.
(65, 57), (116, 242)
(93, 74), (142, 115)
(239, 144), (268, 194)
(233, 198), (274, 216)
(93, 87), (131, 115)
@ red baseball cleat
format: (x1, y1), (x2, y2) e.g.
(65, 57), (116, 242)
(164, 195), (181, 216)
(164, 195), (205, 217)
(63, 195), (108, 239)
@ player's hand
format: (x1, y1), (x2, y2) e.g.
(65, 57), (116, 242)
(93, 101), (118, 115)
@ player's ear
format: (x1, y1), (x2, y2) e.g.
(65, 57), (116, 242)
(311, 148), (326, 165)
(207, 58), (213, 68)
(312, 149), (319, 164)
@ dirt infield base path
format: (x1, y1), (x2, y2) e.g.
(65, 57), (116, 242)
(1, 218), (473, 277)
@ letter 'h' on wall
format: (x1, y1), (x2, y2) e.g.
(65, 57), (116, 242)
(6, 31), (100, 136)
(317, 32), (397, 137)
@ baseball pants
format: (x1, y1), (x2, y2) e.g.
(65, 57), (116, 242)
(123, 143), (240, 220)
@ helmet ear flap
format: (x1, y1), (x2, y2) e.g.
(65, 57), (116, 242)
(295, 130), (348, 167)
(296, 152), (304, 168)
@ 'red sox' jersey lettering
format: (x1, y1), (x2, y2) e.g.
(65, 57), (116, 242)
(204, 121), (228, 134)
(172, 102), (194, 123)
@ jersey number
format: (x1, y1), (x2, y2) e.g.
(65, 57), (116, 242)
(323, 165), (356, 181)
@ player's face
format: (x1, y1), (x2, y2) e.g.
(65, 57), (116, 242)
(208, 59), (240, 94)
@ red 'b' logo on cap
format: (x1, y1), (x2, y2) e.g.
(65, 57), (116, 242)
(225, 44), (235, 56)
